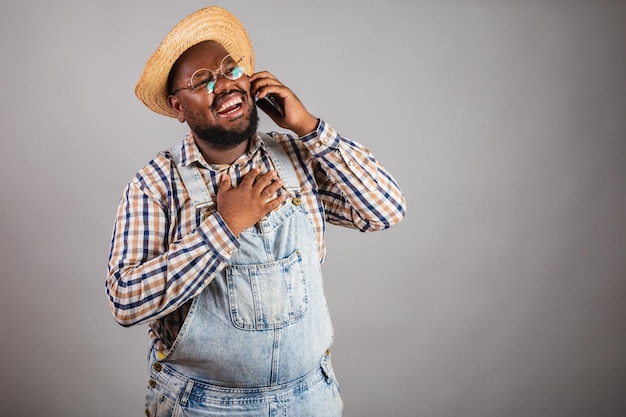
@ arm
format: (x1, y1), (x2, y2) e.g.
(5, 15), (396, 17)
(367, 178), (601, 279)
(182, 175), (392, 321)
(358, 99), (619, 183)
(106, 156), (285, 327)
(301, 120), (406, 231)
(250, 72), (406, 231)
(106, 175), (239, 327)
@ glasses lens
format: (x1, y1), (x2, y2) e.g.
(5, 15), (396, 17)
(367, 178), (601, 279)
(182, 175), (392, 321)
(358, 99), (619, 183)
(186, 55), (245, 94)
(190, 69), (216, 91)
(221, 54), (245, 80)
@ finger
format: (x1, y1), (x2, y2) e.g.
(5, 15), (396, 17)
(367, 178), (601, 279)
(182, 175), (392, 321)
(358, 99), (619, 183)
(250, 77), (283, 97)
(262, 177), (285, 198)
(218, 174), (231, 193)
(240, 168), (260, 188)
(253, 170), (279, 189)
(264, 193), (287, 210)
(249, 71), (278, 82)
(255, 84), (288, 100)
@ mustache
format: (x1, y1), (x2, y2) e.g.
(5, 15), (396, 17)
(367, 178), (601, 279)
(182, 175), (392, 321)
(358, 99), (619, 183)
(191, 105), (260, 151)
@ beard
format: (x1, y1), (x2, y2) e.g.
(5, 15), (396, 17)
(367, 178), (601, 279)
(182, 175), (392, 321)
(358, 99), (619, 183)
(188, 102), (259, 151)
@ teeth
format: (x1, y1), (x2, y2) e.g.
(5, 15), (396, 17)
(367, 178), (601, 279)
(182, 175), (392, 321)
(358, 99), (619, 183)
(217, 96), (242, 113)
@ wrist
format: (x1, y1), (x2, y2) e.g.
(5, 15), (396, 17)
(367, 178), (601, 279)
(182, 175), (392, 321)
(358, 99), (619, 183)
(293, 115), (319, 138)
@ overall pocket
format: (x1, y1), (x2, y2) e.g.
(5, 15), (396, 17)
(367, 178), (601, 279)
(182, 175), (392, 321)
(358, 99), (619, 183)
(226, 249), (308, 330)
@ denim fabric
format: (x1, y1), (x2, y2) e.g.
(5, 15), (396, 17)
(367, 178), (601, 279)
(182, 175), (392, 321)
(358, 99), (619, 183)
(145, 351), (342, 417)
(146, 137), (340, 416)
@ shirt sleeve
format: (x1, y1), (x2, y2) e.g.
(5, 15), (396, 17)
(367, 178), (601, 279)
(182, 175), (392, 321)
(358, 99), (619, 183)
(105, 175), (239, 327)
(300, 120), (406, 231)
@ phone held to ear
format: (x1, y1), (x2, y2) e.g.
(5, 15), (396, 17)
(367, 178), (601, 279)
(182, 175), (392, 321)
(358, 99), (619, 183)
(256, 94), (285, 118)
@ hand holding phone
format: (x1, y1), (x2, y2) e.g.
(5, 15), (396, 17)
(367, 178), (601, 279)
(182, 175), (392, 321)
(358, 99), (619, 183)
(256, 94), (285, 118)
(251, 71), (318, 136)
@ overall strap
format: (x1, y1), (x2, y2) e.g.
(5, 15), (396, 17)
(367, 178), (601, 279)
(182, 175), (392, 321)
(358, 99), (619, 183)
(170, 133), (302, 211)
(169, 143), (215, 211)
(260, 133), (301, 195)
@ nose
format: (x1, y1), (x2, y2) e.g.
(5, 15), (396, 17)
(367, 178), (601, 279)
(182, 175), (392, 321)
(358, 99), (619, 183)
(212, 73), (238, 95)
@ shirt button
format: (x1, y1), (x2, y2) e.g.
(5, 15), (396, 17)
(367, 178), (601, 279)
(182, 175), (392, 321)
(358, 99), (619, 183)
(322, 137), (328, 144)
(153, 362), (162, 372)
(348, 160), (354, 166)
(315, 143), (321, 148)
(204, 278), (211, 285)
(149, 379), (157, 388)
(145, 409), (151, 417)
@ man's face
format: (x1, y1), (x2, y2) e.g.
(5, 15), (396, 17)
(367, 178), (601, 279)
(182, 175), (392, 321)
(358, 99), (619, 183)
(168, 41), (258, 150)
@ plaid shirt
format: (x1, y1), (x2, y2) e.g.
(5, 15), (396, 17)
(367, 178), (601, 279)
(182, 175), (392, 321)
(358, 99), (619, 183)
(106, 120), (406, 353)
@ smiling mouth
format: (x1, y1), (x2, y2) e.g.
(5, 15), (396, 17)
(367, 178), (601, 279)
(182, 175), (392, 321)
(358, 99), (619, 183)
(215, 94), (244, 116)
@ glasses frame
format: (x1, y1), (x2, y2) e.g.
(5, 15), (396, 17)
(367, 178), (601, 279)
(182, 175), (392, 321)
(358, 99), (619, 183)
(170, 54), (245, 95)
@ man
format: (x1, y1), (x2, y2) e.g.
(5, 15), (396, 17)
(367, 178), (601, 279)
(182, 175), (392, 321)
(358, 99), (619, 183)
(106, 6), (405, 417)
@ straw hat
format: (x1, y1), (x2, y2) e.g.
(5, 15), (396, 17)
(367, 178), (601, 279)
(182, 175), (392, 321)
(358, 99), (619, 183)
(135, 6), (255, 118)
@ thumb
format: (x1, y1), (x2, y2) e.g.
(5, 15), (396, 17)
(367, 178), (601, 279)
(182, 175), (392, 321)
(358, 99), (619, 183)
(218, 174), (231, 194)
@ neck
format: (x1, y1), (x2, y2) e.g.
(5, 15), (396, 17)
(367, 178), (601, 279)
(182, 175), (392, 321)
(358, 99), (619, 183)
(194, 136), (250, 165)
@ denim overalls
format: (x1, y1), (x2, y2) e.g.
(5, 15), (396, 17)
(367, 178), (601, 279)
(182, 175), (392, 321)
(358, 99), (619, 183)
(144, 135), (343, 417)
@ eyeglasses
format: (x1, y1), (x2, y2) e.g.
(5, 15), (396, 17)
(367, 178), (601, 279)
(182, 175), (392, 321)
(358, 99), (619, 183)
(170, 54), (245, 95)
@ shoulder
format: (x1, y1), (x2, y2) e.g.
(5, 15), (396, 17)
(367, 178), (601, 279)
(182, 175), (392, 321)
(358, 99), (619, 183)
(127, 149), (177, 200)
(261, 131), (309, 164)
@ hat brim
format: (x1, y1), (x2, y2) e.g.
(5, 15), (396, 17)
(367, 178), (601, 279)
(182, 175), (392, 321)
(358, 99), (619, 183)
(135, 6), (255, 118)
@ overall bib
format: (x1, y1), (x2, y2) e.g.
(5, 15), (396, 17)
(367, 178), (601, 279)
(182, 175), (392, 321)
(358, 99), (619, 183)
(145, 136), (342, 417)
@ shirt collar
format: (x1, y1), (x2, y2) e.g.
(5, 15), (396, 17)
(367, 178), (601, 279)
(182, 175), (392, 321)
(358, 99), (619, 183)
(178, 132), (265, 170)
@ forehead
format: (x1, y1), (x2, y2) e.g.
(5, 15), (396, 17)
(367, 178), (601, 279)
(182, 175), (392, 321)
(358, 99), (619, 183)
(171, 41), (229, 79)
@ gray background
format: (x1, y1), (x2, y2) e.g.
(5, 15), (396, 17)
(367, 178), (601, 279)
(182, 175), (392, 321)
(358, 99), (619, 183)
(1, 1), (625, 416)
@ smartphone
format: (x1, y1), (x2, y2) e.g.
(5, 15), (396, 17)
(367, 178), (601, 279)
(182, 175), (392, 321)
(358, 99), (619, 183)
(256, 94), (285, 118)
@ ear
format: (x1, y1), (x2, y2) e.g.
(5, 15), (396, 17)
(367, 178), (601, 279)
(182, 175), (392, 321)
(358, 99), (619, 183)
(168, 95), (186, 123)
